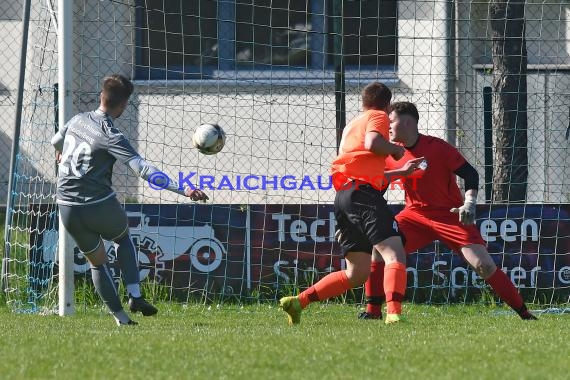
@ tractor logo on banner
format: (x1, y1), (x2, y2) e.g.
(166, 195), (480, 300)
(43, 211), (227, 281)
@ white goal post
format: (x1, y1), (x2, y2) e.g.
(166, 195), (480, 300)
(57, 0), (75, 316)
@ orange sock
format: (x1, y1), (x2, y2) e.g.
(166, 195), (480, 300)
(365, 261), (385, 316)
(384, 262), (407, 314)
(298, 271), (351, 309)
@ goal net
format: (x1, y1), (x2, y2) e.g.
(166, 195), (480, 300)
(3, 0), (569, 313)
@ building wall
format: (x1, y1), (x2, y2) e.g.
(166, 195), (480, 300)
(0, 1), (24, 205)
(455, 0), (570, 203)
(4, 0), (570, 206)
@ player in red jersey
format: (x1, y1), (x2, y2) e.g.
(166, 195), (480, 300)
(360, 101), (537, 320)
(280, 82), (410, 324)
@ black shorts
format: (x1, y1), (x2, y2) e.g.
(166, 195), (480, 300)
(58, 196), (129, 254)
(334, 182), (402, 256)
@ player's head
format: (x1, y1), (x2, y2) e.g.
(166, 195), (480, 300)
(100, 74), (134, 118)
(389, 101), (419, 143)
(361, 82), (392, 112)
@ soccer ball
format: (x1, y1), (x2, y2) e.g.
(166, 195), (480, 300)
(192, 123), (226, 155)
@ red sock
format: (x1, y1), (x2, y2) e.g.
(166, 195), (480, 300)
(298, 271), (351, 309)
(384, 262), (407, 314)
(486, 268), (524, 311)
(365, 261), (385, 316)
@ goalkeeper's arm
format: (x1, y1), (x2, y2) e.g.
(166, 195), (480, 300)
(127, 156), (208, 201)
(450, 162), (479, 225)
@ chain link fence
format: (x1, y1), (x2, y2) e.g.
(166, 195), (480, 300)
(4, 1), (570, 207)
(0, 1), (24, 206)
(3, 1), (570, 309)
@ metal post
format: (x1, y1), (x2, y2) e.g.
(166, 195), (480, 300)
(483, 86), (494, 203)
(58, 0), (75, 316)
(332, 0), (346, 151)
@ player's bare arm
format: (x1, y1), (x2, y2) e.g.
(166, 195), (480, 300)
(384, 157), (426, 178)
(364, 131), (405, 159)
(185, 188), (209, 201)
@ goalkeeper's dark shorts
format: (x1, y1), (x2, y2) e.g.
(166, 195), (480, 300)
(334, 181), (403, 256)
(396, 208), (486, 254)
(58, 196), (129, 254)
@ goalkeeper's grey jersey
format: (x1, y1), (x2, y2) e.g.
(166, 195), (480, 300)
(54, 109), (138, 205)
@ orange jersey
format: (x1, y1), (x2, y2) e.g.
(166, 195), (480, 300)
(331, 109), (390, 190)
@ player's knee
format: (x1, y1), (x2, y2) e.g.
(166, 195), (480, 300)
(473, 260), (496, 279)
(112, 228), (128, 243)
(113, 231), (131, 245)
(345, 266), (370, 287)
(480, 261), (497, 278)
(85, 242), (107, 266)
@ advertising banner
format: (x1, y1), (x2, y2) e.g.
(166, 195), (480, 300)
(29, 203), (570, 300)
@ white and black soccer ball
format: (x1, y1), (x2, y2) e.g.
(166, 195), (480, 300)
(192, 123), (226, 155)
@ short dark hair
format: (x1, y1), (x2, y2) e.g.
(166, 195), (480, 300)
(390, 101), (419, 123)
(101, 74), (134, 108)
(362, 82), (392, 110)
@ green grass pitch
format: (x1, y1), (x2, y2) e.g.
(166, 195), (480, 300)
(0, 303), (568, 380)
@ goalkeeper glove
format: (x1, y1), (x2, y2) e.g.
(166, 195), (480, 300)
(450, 193), (476, 225)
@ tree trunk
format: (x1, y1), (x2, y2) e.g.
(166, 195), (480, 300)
(489, 0), (528, 203)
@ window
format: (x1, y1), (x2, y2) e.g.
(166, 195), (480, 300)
(235, 0), (312, 68)
(328, 1), (397, 67)
(135, 0), (397, 80)
(137, 1), (218, 79)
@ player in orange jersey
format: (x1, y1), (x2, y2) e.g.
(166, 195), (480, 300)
(359, 101), (537, 320)
(280, 82), (419, 324)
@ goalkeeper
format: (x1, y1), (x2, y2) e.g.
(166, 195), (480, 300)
(359, 101), (536, 320)
(51, 74), (208, 326)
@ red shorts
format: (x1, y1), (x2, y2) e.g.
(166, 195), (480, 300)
(396, 208), (486, 254)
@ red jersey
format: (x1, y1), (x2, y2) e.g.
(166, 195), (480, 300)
(331, 109), (390, 190)
(385, 134), (466, 210)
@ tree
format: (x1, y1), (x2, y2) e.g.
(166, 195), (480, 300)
(489, 0), (528, 202)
